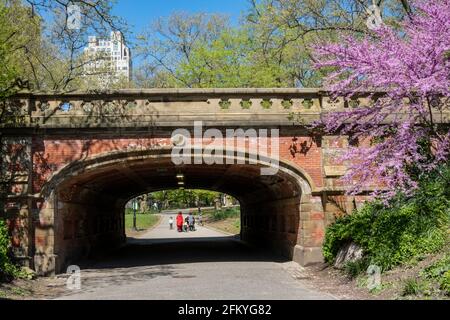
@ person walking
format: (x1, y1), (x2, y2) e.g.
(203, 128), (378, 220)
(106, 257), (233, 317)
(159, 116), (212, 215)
(176, 212), (183, 232)
(188, 212), (195, 231)
(198, 208), (203, 226)
(169, 216), (174, 230)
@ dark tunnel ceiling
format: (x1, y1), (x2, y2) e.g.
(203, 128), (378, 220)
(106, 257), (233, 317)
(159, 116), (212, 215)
(60, 160), (302, 203)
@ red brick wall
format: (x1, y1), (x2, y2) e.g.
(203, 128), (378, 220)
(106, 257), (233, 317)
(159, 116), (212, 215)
(31, 135), (324, 193)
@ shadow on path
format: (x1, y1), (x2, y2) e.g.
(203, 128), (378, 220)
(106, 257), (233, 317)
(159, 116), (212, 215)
(78, 236), (289, 271)
(56, 233), (335, 300)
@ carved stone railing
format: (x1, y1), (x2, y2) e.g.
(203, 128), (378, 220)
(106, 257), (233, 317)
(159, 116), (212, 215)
(1, 88), (449, 129)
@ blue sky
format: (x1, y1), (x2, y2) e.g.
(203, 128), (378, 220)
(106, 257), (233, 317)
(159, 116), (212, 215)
(112, 0), (251, 68)
(113, 0), (250, 38)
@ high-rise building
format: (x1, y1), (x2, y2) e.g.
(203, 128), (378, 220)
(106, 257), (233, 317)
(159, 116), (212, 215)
(83, 31), (132, 85)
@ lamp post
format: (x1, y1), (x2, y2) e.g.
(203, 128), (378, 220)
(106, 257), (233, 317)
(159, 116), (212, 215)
(132, 198), (138, 231)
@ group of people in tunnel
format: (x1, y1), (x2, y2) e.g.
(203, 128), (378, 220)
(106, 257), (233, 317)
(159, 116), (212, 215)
(170, 212), (198, 232)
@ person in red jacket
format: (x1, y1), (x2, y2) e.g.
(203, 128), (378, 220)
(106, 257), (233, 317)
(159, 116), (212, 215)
(176, 212), (184, 232)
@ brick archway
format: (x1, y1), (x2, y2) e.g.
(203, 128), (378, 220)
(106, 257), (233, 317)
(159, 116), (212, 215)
(33, 147), (321, 275)
(1, 88), (399, 275)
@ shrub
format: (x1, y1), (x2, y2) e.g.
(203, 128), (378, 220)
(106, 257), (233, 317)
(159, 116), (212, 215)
(343, 258), (370, 278)
(402, 278), (424, 296)
(421, 253), (450, 296)
(323, 163), (450, 274)
(441, 270), (450, 296)
(0, 219), (17, 282)
(210, 207), (240, 221)
(422, 253), (450, 279)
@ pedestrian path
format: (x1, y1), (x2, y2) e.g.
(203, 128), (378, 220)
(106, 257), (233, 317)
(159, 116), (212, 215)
(55, 209), (335, 300)
(135, 212), (227, 241)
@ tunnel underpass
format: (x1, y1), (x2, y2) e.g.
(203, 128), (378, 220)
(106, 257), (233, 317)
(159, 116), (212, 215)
(38, 148), (315, 274)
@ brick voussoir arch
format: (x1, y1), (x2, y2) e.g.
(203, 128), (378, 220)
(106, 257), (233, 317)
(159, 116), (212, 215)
(43, 145), (316, 198)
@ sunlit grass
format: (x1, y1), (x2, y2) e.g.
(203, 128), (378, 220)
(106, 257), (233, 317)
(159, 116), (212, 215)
(125, 213), (160, 232)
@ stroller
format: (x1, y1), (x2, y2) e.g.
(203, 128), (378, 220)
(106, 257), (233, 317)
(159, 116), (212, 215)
(183, 218), (189, 232)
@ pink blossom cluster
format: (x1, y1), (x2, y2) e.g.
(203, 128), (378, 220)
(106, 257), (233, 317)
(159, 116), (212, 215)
(313, 0), (450, 199)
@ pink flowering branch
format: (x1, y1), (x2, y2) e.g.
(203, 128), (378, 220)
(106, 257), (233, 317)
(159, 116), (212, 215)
(312, 0), (450, 199)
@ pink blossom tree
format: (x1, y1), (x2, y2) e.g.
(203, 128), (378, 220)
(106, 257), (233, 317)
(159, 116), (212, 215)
(312, 0), (450, 199)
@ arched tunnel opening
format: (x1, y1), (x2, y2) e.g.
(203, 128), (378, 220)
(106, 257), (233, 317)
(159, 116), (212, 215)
(123, 189), (241, 238)
(42, 149), (311, 274)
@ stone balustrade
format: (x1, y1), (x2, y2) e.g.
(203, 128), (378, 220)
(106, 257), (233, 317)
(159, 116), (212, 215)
(2, 88), (448, 129)
(0, 88), (388, 128)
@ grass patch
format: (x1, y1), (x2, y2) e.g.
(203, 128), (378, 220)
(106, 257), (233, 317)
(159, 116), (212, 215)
(206, 218), (240, 235)
(10, 286), (28, 296)
(402, 278), (425, 296)
(421, 253), (450, 296)
(125, 213), (160, 232)
(203, 207), (241, 235)
(205, 207), (240, 221)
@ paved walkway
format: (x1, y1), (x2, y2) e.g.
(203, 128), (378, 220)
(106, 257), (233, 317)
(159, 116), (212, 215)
(56, 212), (334, 300)
(139, 210), (227, 241)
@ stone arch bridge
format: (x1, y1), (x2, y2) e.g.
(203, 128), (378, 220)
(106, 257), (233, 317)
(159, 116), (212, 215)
(2, 88), (446, 275)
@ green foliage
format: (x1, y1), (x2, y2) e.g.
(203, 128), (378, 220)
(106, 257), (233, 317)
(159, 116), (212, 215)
(0, 220), (18, 282)
(348, 99), (360, 108)
(219, 99), (231, 109)
(260, 99), (272, 109)
(323, 164), (450, 274)
(202, 207), (241, 235)
(151, 189), (221, 210)
(124, 213), (160, 231)
(1, 220), (35, 282)
(422, 254), (450, 279)
(402, 278), (425, 296)
(441, 271), (450, 295)
(233, 218), (241, 230)
(0, 0), (126, 92)
(281, 99), (293, 109)
(0, 1), (22, 99)
(209, 207), (240, 221)
(174, 28), (291, 88)
(136, 1), (411, 89)
(302, 99), (314, 109)
(421, 253), (450, 296)
(240, 99), (252, 109)
(343, 257), (370, 278)
(0, 0), (50, 94)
